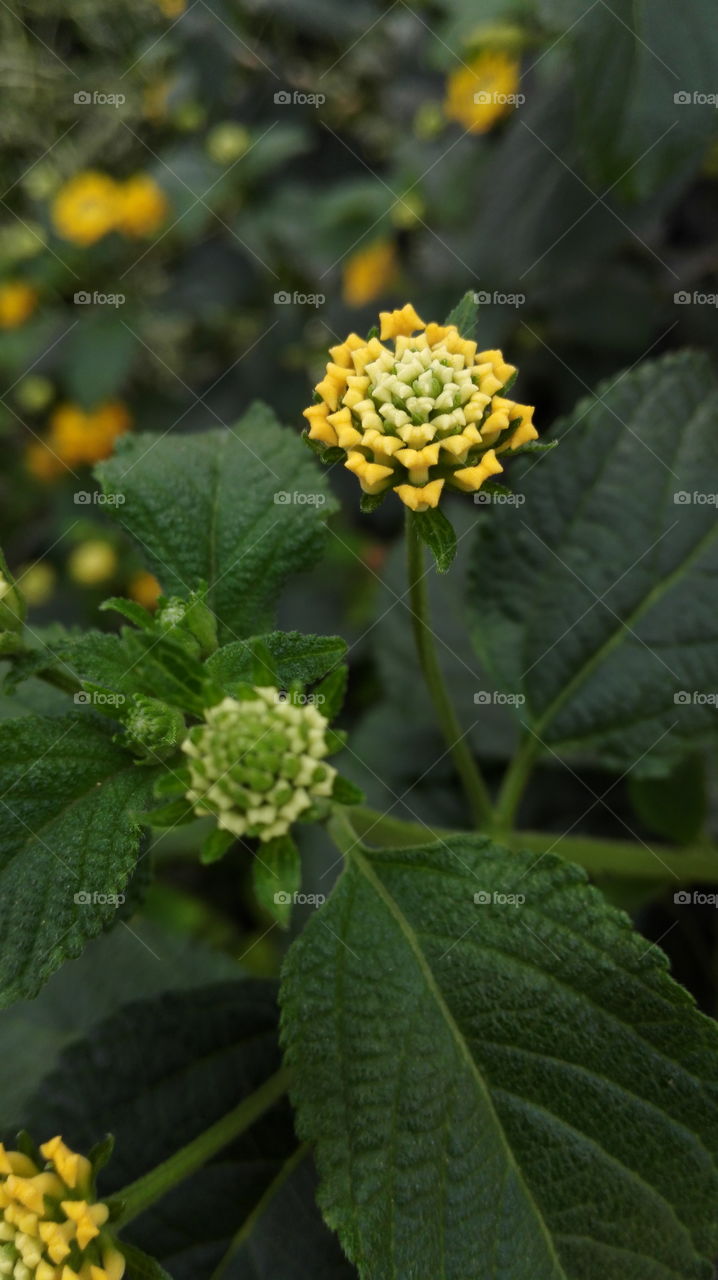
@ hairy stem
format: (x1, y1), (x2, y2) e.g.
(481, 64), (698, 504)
(405, 511), (492, 828)
(492, 735), (540, 835)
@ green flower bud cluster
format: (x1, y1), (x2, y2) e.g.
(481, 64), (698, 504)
(182, 688), (337, 842)
(124, 694), (186, 761)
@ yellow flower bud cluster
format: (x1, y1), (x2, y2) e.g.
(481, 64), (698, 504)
(0, 1138), (125, 1280)
(304, 304), (537, 510)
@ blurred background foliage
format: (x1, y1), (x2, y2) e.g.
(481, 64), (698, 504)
(2, 0), (718, 1000)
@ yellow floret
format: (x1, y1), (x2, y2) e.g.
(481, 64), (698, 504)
(379, 304), (425, 340)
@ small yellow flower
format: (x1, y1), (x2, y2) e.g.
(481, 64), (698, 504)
(52, 172), (120, 246)
(444, 51), (520, 133)
(342, 240), (399, 308)
(49, 401), (132, 468)
(0, 280), (38, 328)
(0, 1137), (126, 1279)
(128, 570), (162, 610)
(68, 541), (118, 587)
(117, 175), (168, 238)
(157, 0), (187, 15)
(26, 440), (65, 482)
(304, 304), (538, 511)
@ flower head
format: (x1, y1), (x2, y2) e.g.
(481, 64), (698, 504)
(52, 173), (119, 246)
(183, 688), (337, 842)
(444, 51), (520, 133)
(0, 281), (38, 329)
(0, 1137), (125, 1279)
(28, 402), (132, 479)
(304, 304), (537, 510)
(117, 175), (168, 239)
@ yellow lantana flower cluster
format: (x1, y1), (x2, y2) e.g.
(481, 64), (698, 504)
(0, 282), (38, 329)
(444, 51), (521, 133)
(52, 172), (168, 246)
(26, 403), (132, 481)
(0, 1137), (125, 1279)
(304, 304), (537, 511)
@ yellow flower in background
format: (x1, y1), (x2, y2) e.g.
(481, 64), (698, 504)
(118, 174), (169, 238)
(28, 402), (132, 478)
(68, 541), (119, 587)
(50, 401), (132, 467)
(26, 440), (64, 482)
(52, 172), (120, 246)
(342, 240), (399, 308)
(0, 281), (38, 328)
(17, 561), (56, 608)
(128, 570), (162, 610)
(444, 51), (521, 133)
(0, 1136), (126, 1279)
(304, 303), (537, 511)
(157, 0), (187, 15)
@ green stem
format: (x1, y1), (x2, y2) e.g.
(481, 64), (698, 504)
(112, 1066), (290, 1228)
(492, 735), (540, 835)
(405, 512), (492, 829)
(346, 806), (718, 883)
(210, 1145), (309, 1280)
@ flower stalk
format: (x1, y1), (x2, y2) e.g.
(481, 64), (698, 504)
(405, 511), (493, 828)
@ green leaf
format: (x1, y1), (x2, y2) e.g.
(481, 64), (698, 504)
(60, 630), (208, 716)
(96, 405), (338, 642)
(537, 0), (718, 198)
(200, 826), (235, 864)
(0, 715), (158, 1008)
(281, 832), (718, 1279)
(444, 290), (478, 339)
(100, 597), (156, 631)
(412, 506), (457, 573)
(331, 775), (364, 806)
(207, 631), (346, 691)
(253, 835), (301, 927)
(314, 665), (347, 720)
(469, 351), (718, 775)
(629, 754), (707, 845)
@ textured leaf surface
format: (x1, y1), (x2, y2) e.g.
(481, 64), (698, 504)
(0, 715), (157, 1008)
(207, 631), (346, 690)
(97, 406), (337, 642)
(469, 352), (718, 774)
(281, 833), (718, 1280)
